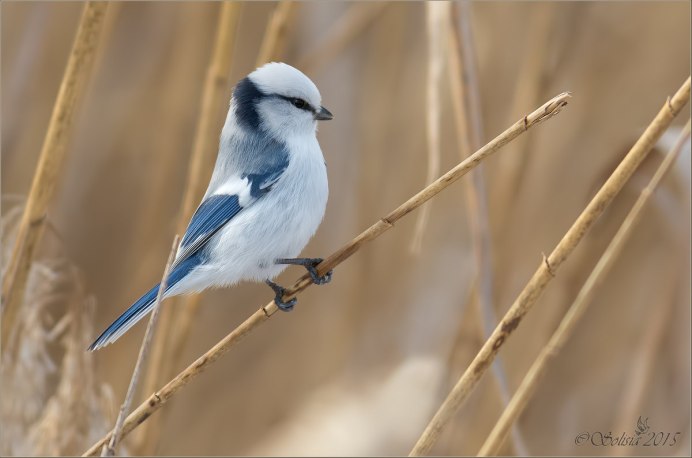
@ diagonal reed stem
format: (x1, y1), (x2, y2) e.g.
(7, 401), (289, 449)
(1, 1), (108, 352)
(409, 77), (690, 456)
(477, 118), (691, 456)
(81, 91), (571, 457)
(101, 235), (179, 457)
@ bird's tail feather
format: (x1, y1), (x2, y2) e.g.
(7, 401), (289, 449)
(88, 250), (205, 351)
(87, 283), (161, 351)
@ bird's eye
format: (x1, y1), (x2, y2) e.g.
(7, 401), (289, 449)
(292, 98), (307, 109)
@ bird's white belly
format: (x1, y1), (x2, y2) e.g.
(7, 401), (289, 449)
(174, 150), (328, 294)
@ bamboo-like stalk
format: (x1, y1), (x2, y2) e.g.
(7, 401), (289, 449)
(297, 2), (388, 73)
(446, 3), (527, 454)
(81, 91), (571, 457)
(133, 3), (241, 453)
(256, 1), (295, 67)
(411, 2), (447, 253)
(101, 235), (179, 457)
(478, 118), (691, 456)
(1, 1), (108, 351)
(409, 77), (690, 457)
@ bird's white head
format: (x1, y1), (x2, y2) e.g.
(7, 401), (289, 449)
(231, 62), (332, 139)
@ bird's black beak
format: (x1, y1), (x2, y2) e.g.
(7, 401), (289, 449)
(315, 105), (333, 121)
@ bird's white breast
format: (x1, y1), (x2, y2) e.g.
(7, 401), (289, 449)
(178, 134), (328, 292)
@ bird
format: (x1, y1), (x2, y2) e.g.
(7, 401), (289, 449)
(88, 62), (333, 351)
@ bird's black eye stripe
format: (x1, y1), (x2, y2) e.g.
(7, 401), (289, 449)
(278, 95), (313, 113)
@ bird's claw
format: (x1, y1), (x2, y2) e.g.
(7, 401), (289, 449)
(303, 258), (332, 285)
(265, 280), (297, 312)
(276, 257), (333, 285)
(276, 296), (297, 312)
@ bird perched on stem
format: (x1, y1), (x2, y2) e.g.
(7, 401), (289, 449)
(89, 62), (333, 351)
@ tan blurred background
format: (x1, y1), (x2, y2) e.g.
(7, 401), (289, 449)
(1, 1), (690, 456)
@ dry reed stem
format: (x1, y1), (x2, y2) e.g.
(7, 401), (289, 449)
(1, 1), (108, 351)
(134, 4), (241, 452)
(101, 235), (179, 457)
(297, 2), (388, 72)
(477, 119), (691, 456)
(409, 77), (691, 456)
(256, 1), (295, 67)
(446, 3), (527, 454)
(81, 91), (571, 456)
(411, 2), (447, 253)
(447, 0), (493, 362)
(495, 3), (557, 223)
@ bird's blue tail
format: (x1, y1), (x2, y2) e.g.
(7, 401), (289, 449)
(88, 284), (161, 351)
(88, 252), (204, 351)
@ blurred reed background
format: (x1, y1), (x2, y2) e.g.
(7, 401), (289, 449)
(1, 1), (690, 456)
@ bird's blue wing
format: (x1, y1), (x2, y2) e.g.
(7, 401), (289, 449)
(175, 194), (242, 267)
(175, 165), (288, 267)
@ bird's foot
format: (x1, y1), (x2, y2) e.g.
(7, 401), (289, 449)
(276, 257), (333, 285)
(265, 279), (297, 311)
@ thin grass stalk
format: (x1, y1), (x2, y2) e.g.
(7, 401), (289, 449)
(446, 3), (527, 454)
(477, 119), (691, 456)
(494, 3), (557, 226)
(1, 1), (108, 351)
(609, 276), (683, 457)
(125, 4), (208, 296)
(256, 1), (295, 67)
(409, 77), (691, 456)
(101, 235), (179, 457)
(452, 1), (496, 347)
(133, 4), (241, 453)
(411, 2), (447, 253)
(81, 91), (571, 456)
(297, 2), (388, 73)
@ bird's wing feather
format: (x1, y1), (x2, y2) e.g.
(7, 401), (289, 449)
(174, 164), (289, 268)
(175, 193), (242, 266)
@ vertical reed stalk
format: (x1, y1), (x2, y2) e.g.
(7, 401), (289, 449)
(411, 1), (447, 253)
(494, 3), (557, 225)
(478, 119), (691, 456)
(446, 2), (527, 454)
(256, 1), (295, 67)
(409, 77), (690, 456)
(133, 3), (241, 454)
(2, 2), (108, 351)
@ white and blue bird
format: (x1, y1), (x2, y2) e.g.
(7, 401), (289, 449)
(88, 62), (333, 351)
